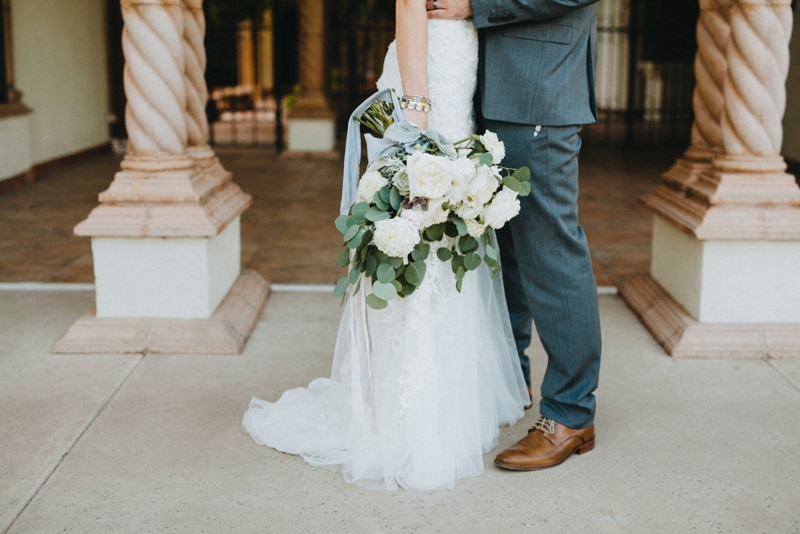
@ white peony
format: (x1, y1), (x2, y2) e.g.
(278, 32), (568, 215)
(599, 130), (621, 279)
(407, 151), (455, 200)
(373, 217), (421, 258)
(467, 165), (500, 206)
(480, 130), (506, 165)
(482, 187), (520, 229)
(400, 208), (423, 230)
(413, 197), (449, 229)
(465, 218), (486, 238)
(357, 171), (389, 204)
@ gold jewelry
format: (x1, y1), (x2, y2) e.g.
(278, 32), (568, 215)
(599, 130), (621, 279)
(400, 94), (432, 113)
(433, 0), (438, 9)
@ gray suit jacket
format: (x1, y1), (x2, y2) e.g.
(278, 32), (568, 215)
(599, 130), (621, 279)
(471, 0), (600, 126)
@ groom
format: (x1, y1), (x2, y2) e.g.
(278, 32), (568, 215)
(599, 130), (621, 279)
(429, 0), (602, 470)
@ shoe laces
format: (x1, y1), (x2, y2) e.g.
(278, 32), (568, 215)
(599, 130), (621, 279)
(529, 416), (556, 435)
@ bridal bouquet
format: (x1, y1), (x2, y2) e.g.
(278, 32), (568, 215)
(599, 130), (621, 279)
(335, 97), (531, 310)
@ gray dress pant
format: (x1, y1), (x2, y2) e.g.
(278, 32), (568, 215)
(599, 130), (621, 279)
(484, 119), (602, 430)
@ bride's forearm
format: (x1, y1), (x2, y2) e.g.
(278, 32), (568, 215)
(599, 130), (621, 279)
(396, 0), (429, 127)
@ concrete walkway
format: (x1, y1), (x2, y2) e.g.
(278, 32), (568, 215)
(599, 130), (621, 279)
(2, 289), (799, 533)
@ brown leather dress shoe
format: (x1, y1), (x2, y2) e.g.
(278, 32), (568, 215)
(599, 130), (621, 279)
(494, 417), (595, 471)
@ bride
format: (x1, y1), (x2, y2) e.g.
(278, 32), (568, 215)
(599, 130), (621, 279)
(242, 0), (529, 491)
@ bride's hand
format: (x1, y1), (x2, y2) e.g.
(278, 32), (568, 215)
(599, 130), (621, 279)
(402, 109), (429, 130)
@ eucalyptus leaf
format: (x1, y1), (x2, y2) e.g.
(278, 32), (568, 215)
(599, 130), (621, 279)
(333, 277), (349, 297)
(366, 294), (388, 310)
(444, 221), (460, 238)
(365, 206), (391, 222)
(515, 166), (531, 182)
(389, 187), (403, 211)
(365, 254), (378, 277)
(334, 215), (349, 235)
(478, 153), (493, 166)
(452, 216), (468, 236)
(404, 261), (427, 287)
(456, 278), (463, 293)
(464, 252), (482, 271)
(519, 181), (532, 197)
(352, 202), (370, 220)
(437, 247), (453, 262)
(343, 225), (360, 242)
(503, 175), (522, 193)
(424, 222), (446, 242)
(451, 254), (464, 274)
(347, 229), (364, 249)
(379, 187), (391, 203)
(390, 257), (404, 269)
(373, 194), (390, 211)
(411, 243), (430, 262)
(337, 248), (350, 268)
(377, 263), (396, 284)
(485, 244), (498, 261)
(372, 281), (398, 301)
(348, 267), (360, 285)
(458, 235), (478, 254)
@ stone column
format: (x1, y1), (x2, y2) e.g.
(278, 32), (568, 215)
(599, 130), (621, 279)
(286, 0), (336, 153)
(623, 0), (800, 358)
(659, 0), (732, 191)
(54, 0), (269, 355)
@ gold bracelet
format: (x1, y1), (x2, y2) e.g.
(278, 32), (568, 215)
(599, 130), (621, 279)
(400, 94), (432, 113)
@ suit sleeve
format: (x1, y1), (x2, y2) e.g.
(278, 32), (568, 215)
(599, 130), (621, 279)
(470, 0), (600, 29)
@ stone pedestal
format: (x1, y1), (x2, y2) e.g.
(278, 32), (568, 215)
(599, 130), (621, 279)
(621, 0), (800, 358)
(53, 0), (269, 355)
(286, 0), (335, 153)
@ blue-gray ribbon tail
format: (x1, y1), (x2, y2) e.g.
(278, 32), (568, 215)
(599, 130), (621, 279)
(340, 89), (404, 216)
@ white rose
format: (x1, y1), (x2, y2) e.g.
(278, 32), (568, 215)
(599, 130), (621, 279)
(400, 209), (423, 230)
(482, 187), (520, 230)
(414, 197), (449, 229)
(465, 218), (486, 238)
(467, 165), (500, 206)
(446, 157), (476, 205)
(480, 130), (506, 165)
(456, 199), (482, 221)
(357, 171), (389, 204)
(407, 151), (455, 200)
(373, 217), (421, 258)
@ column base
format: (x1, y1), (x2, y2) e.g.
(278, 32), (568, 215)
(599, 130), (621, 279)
(52, 270), (270, 355)
(619, 274), (800, 358)
(286, 117), (336, 153)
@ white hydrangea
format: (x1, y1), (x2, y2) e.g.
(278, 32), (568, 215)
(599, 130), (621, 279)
(407, 151), (455, 199)
(480, 130), (506, 165)
(482, 187), (520, 229)
(373, 217), (421, 258)
(357, 171), (389, 204)
(465, 218), (486, 238)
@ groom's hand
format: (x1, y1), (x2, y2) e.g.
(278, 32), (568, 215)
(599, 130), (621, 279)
(427, 0), (472, 20)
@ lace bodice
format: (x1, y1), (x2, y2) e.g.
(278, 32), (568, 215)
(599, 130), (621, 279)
(377, 19), (479, 142)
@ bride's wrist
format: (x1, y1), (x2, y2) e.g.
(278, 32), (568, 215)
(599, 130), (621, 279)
(402, 108), (429, 129)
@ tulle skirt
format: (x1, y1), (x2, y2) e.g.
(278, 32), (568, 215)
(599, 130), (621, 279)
(243, 243), (529, 491)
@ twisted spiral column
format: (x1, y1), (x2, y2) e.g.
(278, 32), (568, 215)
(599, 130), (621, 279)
(718, 0), (793, 164)
(182, 0), (211, 152)
(686, 0), (732, 160)
(121, 0), (188, 159)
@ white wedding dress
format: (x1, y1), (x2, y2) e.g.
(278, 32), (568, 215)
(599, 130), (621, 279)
(242, 19), (529, 491)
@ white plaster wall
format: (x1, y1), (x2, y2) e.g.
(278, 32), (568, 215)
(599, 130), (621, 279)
(10, 0), (109, 165)
(783, 18), (800, 161)
(0, 114), (33, 181)
(652, 215), (800, 323)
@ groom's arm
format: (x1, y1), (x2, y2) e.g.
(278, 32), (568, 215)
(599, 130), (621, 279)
(428, 0), (599, 27)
